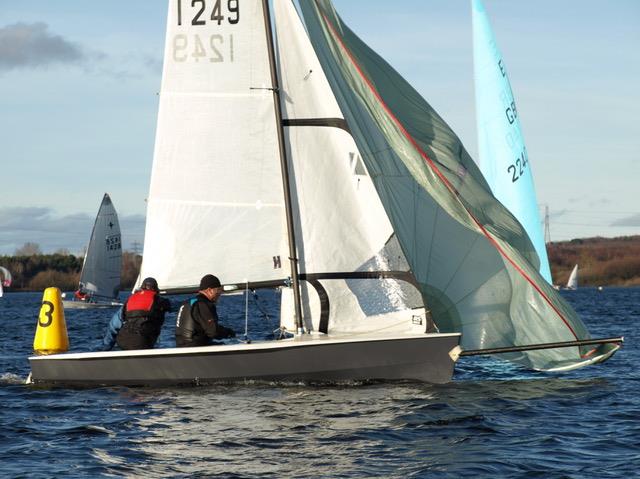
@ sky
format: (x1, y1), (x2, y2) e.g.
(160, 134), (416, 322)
(0, 0), (638, 255)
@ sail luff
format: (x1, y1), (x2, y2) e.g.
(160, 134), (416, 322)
(261, 0), (304, 333)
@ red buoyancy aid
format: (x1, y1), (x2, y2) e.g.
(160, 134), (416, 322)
(126, 289), (157, 313)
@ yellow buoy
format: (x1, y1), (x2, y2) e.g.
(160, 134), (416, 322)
(33, 287), (69, 355)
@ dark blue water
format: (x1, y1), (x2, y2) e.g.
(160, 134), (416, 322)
(1, 288), (638, 478)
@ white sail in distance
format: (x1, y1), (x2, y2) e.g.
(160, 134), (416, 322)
(79, 193), (121, 299)
(566, 265), (578, 290)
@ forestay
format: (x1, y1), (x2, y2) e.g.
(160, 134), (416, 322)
(299, 0), (618, 370)
(140, 0), (289, 289)
(472, 0), (552, 283)
(274, 0), (426, 335)
(80, 193), (121, 300)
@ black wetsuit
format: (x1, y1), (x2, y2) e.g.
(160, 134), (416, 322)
(175, 293), (235, 347)
(116, 290), (172, 350)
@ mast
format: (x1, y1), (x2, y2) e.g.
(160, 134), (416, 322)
(262, 0), (304, 333)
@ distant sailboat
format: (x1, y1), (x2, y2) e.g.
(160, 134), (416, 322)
(0, 266), (12, 298)
(0, 266), (12, 288)
(472, 0), (552, 284)
(565, 265), (578, 290)
(62, 193), (123, 309)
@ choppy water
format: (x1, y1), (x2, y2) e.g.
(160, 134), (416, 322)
(0, 288), (638, 478)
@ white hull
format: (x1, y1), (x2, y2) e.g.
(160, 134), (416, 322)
(542, 346), (619, 372)
(28, 333), (461, 386)
(62, 299), (122, 310)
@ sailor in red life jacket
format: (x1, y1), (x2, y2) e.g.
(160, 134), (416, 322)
(115, 277), (172, 350)
(74, 289), (89, 301)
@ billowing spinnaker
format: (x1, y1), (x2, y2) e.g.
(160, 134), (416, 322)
(299, 0), (617, 370)
(275, 0), (426, 335)
(80, 193), (121, 299)
(140, 1), (288, 289)
(472, 0), (552, 283)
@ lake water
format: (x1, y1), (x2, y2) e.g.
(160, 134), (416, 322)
(1, 288), (638, 478)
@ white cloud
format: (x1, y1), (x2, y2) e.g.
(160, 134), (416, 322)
(611, 214), (640, 227)
(0, 22), (84, 71)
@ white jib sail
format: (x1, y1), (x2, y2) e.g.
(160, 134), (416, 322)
(79, 193), (121, 299)
(275, 0), (426, 335)
(140, 1), (289, 289)
(566, 265), (578, 289)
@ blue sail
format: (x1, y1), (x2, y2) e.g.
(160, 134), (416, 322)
(472, 0), (552, 283)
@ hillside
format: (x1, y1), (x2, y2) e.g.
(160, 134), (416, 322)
(548, 235), (640, 287)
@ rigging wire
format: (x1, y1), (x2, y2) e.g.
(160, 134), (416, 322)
(250, 289), (287, 339)
(244, 281), (250, 343)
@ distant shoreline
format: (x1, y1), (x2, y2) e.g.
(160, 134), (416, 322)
(548, 235), (640, 287)
(2, 235), (639, 291)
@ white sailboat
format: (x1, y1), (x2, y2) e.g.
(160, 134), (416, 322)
(29, 0), (619, 387)
(29, 0), (460, 386)
(0, 266), (11, 298)
(472, 0), (552, 284)
(565, 265), (579, 290)
(62, 193), (123, 309)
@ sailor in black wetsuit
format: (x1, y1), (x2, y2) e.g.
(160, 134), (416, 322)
(175, 274), (235, 347)
(115, 277), (172, 350)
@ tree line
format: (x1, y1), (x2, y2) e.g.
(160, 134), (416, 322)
(3, 236), (638, 292)
(0, 248), (141, 292)
(548, 235), (640, 287)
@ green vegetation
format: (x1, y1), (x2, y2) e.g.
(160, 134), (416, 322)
(0, 252), (141, 292)
(548, 235), (640, 287)
(2, 236), (638, 291)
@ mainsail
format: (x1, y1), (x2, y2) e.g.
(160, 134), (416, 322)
(139, 0), (289, 290)
(274, 0), (426, 335)
(299, 0), (618, 370)
(472, 0), (552, 283)
(79, 193), (121, 299)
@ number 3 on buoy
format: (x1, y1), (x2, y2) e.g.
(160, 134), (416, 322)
(33, 288), (69, 355)
(38, 301), (54, 327)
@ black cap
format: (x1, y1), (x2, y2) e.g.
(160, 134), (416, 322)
(199, 274), (221, 290)
(141, 277), (159, 292)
